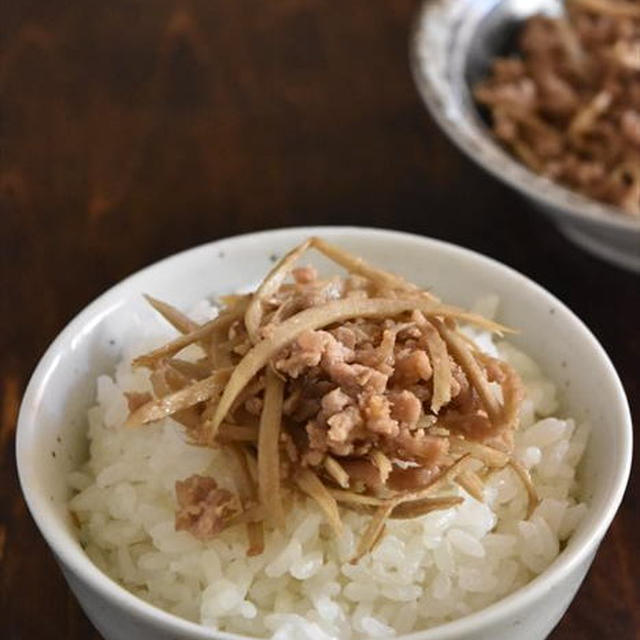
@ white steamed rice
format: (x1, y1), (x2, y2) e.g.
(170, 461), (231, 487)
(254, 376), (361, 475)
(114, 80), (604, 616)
(68, 297), (589, 639)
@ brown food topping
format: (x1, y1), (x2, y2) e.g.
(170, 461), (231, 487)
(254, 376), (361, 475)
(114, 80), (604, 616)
(174, 475), (241, 540)
(126, 238), (528, 559)
(474, 0), (640, 216)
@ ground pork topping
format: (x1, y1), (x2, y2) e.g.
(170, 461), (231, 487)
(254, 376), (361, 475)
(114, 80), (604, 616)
(326, 405), (364, 443)
(321, 386), (351, 414)
(474, 0), (640, 216)
(389, 390), (423, 426)
(174, 475), (242, 540)
(393, 349), (433, 386)
(326, 361), (388, 395)
(126, 238), (528, 559)
(292, 265), (318, 284)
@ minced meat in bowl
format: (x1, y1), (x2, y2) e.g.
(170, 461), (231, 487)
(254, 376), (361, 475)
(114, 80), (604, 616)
(474, 0), (640, 217)
(411, 0), (640, 272)
(66, 236), (592, 639)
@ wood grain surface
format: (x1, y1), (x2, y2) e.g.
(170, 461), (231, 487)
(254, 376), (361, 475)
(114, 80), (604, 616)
(1, 1), (638, 638)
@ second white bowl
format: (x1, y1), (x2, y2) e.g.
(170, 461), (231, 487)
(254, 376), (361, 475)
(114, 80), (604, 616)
(411, 0), (640, 271)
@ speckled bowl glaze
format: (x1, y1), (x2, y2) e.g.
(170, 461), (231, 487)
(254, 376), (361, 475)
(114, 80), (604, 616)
(17, 227), (632, 640)
(411, 0), (640, 272)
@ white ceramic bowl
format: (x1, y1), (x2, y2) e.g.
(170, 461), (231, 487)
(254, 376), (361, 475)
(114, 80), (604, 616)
(411, 0), (640, 272)
(17, 227), (632, 640)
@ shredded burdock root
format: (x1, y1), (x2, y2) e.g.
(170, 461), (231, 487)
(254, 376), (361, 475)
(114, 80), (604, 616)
(127, 238), (535, 559)
(474, 0), (640, 216)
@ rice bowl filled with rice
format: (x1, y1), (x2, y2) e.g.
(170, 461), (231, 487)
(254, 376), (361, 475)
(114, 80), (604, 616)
(67, 238), (590, 639)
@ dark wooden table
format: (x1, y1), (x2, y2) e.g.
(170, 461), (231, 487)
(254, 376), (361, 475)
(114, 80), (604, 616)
(1, 1), (638, 638)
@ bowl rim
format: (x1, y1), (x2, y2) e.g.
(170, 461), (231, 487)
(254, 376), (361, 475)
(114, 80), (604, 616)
(409, 0), (640, 234)
(16, 226), (633, 640)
